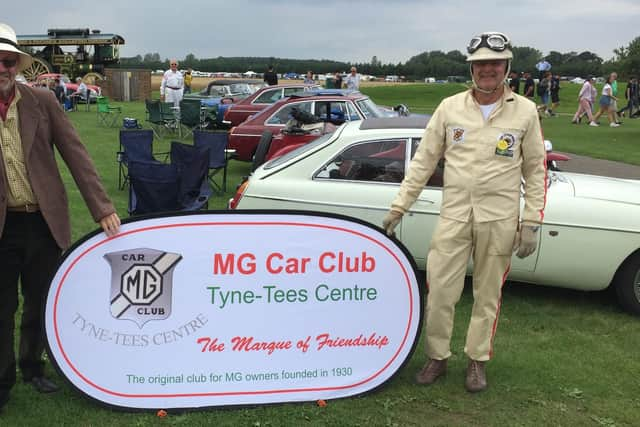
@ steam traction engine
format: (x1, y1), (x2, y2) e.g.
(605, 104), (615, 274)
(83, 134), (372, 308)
(16, 28), (125, 84)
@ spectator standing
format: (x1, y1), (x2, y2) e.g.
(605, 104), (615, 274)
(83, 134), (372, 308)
(160, 59), (184, 108)
(593, 75), (620, 127)
(264, 65), (278, 86)
(52, 78), (66, 106)
(383, 31), (546, 393)
(334, 71), (343, 89)
(549, 73), (561, 115)
(303, 71), (315, 85)
(0, 22), (121, 411)
(618, 77), (638, 118)
(609, 72), (621, 123)
(345, 67), (361, 90)
(508, 71), (520, 94)
(536, 71), (551, 116)
(523, 72), (535, 100)
(571, 77), (598, 126)
(183, 68), (193, 94)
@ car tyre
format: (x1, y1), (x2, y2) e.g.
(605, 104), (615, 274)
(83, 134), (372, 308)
(252, 131), (273, 172)
(613, 251), (640, 315)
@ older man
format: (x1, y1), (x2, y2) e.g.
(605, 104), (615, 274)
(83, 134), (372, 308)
(160, 59), (184, 107)
(0, 23), (120, 410)
(383, 31), (546, 392)
(345, 67), (361, 90)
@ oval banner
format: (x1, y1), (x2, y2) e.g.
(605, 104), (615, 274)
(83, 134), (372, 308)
(45, 211), (422, 410)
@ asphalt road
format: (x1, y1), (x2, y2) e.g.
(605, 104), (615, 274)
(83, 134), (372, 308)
(555, 152), (640, 179)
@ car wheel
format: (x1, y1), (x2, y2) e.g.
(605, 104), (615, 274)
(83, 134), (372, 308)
(613, 251), (640, 315)
(251, 131), (273, 172)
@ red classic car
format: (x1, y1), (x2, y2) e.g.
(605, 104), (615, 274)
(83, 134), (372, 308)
(223, 83), (320, 126)
(228, 90), (395, 161)
(32, 73), (101, 99)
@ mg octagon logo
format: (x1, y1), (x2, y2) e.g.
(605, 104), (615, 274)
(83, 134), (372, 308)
(104, 249), (182, 328)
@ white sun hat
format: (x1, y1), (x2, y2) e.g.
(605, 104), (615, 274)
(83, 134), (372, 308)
(0, 23), (33, 71)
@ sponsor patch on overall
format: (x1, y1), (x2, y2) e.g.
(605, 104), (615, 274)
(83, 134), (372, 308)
(495, 133), (516, 157)
(451, 127), (465, 144)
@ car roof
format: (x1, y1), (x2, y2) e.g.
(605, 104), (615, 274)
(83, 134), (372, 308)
(289, 89), (361, 99)
(208, 79), (261, 86)
(358, 116), (430, 130)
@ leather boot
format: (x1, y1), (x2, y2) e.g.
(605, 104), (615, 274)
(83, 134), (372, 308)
(415, 359), (447, 385)
(465, 359), (487, 393)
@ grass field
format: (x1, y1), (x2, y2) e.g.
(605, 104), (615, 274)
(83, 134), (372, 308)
(3, 83), (639, 426)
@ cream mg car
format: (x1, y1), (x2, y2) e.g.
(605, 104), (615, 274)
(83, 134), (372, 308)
(229, 117), (640, 315)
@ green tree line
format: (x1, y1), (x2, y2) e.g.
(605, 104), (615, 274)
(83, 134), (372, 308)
(118, 36), (640, 80)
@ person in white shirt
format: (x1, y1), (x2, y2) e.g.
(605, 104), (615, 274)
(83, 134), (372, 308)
(344, 67), (360, 90)
(572, 77), (598, 126)
(160, 59), (184, 107)
(593, 75), (620, 127)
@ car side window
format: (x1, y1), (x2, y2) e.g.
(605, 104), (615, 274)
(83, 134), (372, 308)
(284, 87), (303, 97)
(410, 138), (444, 188)
(254, 89), (281, 104)
(314, 101), (348, 125)
(345, 102), (360, 121)
(266, 102), (312, 125)
(316, 139), (407, 183)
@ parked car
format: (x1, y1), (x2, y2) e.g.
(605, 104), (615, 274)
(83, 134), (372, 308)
(184, 79), (258, 105)
(227, 89), (408, 161)
(32, 73), (101, 100)
(223, 83), (321, 127)
(184, 79), (262, 126)
(229, 116), (640, 315)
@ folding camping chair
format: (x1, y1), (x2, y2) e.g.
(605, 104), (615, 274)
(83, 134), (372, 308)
(117, 129), (163, 190)
(179, 98), (206, 137)
(128, 144), (212, 215)
(192, 130), (229, 194)
(96, 96), (122, 127)
(127, 160), (181, 215)
(145, 99), (167, 139)
(169, 141), (213, 210)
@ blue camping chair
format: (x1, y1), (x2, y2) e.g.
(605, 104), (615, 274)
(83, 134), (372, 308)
(192, 130), (229, 194)
(117, 129), (163, 190)
(169, 141), (213, 210)
(127, 160), (181, 215)
(127, 143), (212, 216)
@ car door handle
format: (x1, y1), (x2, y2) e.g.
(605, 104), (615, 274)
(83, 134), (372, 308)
(416, 197), (435, 204)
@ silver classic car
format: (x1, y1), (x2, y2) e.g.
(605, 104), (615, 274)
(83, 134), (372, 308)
(229, 117), (640, 315)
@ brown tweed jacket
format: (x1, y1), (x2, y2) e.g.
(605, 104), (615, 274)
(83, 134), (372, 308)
(0, 84), (115, 249)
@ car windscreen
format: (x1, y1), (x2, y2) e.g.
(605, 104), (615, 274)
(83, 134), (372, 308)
(356, 98), (385, 119)
(263, 133), (336, 170)
(229, 83), (253, 94)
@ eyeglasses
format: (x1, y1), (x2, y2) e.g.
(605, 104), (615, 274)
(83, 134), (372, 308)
(170, 63), (177, 66)
(0, 58), (18, 68)
(467, 32), (511, 54)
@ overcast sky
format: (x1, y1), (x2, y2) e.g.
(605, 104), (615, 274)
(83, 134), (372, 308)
(5, 0), (640, 66)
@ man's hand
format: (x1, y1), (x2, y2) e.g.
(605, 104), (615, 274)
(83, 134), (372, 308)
(513, 224), (539, 258)
(382, 211), (403, 237)
(99, 212), (121, 237)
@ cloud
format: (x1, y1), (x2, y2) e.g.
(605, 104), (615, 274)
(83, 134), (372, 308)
(4, 0), (639, 63)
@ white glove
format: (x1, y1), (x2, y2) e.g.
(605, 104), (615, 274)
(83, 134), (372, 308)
(382, 211), (403, 237)
(513, 225), (539, 259)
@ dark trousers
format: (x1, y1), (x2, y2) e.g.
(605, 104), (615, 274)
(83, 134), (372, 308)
(0, 212), (61, 398)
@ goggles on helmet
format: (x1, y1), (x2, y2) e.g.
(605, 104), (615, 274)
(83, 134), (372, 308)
(467, 32), (511, 54)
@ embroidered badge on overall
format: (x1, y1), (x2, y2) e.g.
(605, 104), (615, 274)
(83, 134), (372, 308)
(495, 133), (516, 157)
(452, 127), (465, 144)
